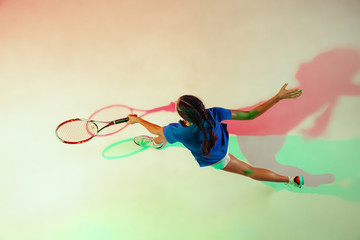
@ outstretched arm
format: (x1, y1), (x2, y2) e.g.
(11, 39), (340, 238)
(127, 114), (164, 136)
(230, 83), (302, 120)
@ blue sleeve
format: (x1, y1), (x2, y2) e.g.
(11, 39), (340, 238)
(163, 123), (180, 144)
(208, 107), (232, 122)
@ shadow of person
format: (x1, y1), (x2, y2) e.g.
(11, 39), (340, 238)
(225, 48), (360, 187)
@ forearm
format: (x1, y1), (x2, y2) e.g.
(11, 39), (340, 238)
(137, 118), (164, 136)
(230, 93), (281, 120)
(251, 93), (280, 118)
(231, 84), (301, 120)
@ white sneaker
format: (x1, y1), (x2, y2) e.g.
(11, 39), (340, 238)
(134, 135), (165, 149)
(288, 176), (304, 188)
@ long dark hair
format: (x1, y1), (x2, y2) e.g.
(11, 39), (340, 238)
(176, 95), (218, 156)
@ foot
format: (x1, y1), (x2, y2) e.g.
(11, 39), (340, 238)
(134, 135), (165, 149)
(288, 176), (304, 188)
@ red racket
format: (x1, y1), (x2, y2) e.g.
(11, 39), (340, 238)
(55, 117), (129, 144)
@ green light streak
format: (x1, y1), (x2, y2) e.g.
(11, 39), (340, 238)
(102, 138), (184, 159)
(103, 135), (360, 202)
(102, 138), (150, 159)
(248, 110), (259, 119)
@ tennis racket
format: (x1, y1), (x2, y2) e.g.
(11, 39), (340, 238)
(55, 117), (129, 144)
(88, 102), (175, 137)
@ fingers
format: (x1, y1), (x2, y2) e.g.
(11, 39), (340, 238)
(279, 83), (302, 99)
(281, 83), (288, 90)
(287, 90), (303, 98)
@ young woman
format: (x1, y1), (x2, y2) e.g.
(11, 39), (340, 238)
(127, 83), (304, 188)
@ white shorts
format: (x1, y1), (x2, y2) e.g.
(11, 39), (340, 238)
(210, 151), (230, 170)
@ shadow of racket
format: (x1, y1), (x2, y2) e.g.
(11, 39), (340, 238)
(102, 138), (184, 159)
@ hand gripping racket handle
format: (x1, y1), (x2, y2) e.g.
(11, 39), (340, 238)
(112, 117), (130, 125)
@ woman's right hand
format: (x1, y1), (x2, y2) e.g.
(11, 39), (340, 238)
(127, 114), (139, 124)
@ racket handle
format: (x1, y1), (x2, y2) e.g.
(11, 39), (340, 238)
(113, 117), (129, 124)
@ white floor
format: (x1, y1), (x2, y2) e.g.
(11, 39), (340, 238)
(1, 0), (360, 239)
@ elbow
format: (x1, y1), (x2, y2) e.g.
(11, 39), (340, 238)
(156, 126), (164, 136)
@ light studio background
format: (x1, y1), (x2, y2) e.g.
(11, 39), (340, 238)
(1, 1), (360, 239)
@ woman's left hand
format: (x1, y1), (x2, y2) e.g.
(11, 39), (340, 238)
(127, 114), (139, 124)
(277, 83), (303, 100)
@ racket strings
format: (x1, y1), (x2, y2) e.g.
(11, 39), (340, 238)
(57, 120), (98, 143)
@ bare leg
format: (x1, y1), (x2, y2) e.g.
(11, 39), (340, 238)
(222, 154), (289, 183)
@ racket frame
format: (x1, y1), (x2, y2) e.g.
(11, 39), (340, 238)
(56, 117), (129, 144)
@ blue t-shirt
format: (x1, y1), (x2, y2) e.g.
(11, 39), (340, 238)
(163, 107), (232, 167)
